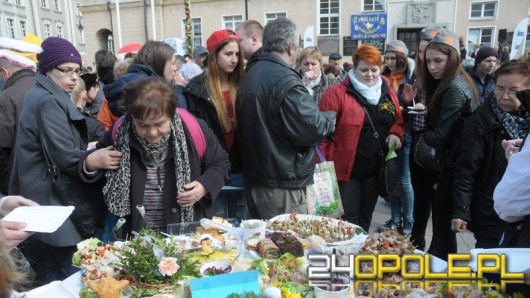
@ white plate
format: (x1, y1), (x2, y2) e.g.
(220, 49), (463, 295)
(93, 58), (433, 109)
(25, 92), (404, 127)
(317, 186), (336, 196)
(469, 248), (530, 272)
(3, 206), (74, 233)
(267, 214), (366, 246)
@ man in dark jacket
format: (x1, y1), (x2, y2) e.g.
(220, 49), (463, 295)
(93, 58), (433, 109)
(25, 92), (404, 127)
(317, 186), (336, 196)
(467, 46), (498, 104)
(0, 51), (37, 194)
(236, 17), (336, 220)
(236, 19), (263, 72)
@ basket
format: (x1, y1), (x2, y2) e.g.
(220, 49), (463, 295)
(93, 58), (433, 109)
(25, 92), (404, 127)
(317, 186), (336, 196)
(135, 280), (180, 294)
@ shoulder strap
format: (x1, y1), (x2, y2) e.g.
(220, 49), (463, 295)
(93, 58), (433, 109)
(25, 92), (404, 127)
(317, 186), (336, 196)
(36, 99), (60, 179)
(362, 106), (384, 157)
(177, 108), (206, 159)
(111, 109), (206, 159)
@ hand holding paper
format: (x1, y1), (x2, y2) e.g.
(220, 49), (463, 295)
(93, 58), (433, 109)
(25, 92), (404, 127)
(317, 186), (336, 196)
(2, 206), (74, 233)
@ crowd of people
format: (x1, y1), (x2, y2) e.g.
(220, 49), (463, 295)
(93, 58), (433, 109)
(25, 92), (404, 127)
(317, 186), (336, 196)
(1, 16), (530, 295)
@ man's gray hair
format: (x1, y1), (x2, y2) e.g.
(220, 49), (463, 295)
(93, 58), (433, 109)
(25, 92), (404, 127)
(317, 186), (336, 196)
(263, 17), (297, 53)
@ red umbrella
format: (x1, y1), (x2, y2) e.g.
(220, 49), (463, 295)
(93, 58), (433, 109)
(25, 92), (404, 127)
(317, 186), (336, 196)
(118, 43), (143, 54)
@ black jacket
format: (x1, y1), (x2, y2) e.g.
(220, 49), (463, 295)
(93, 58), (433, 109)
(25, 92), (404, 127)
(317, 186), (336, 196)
(424, 73), (476, 168)
(184, 72), (241, 173)
(236, 52), (336, 188)
(452, 98), (508, 237)
(245, 47), (262, 72)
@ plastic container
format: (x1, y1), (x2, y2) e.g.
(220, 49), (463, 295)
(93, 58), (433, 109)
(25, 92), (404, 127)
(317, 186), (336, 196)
(240, 219), (267, 240)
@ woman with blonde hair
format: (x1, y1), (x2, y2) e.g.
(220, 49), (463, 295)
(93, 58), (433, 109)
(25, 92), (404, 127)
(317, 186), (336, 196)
(298, 46), (340, 103)
(184, 29), (247, 220)
(71, 73), (105, 142)
(319, 45), (404, 231)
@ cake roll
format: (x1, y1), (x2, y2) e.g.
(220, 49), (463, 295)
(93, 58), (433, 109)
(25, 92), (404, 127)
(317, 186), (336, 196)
(257, 238), (280, 260)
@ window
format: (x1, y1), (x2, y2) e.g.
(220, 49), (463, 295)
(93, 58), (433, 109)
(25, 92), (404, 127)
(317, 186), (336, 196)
(265, 12), (287, 24)
(0, 17), (4, 37)
(53, 0), (60, 11)
(3, 0), (13, 4)
(223, 15), (243, 31)
(78, 27), (85, 44)
(467, 27), (494, 54)
(7, 18), (16, 38)
(363, 0), (384, 12)
(19, 20), (27, 37)
(107, 36), (114, 52)
(470, 2), (497, 18)
(75, 2), (82, 16)
(16, 0), (23, 5)
(56, 24), (63, 38)
(319, 0), (339, 35)
(44, 23), (52, 38)
(41, 0), (48, 9)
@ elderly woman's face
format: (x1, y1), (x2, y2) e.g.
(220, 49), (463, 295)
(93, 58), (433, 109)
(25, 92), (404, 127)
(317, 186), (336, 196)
(133, 112), (171, 144)
(354, 60), (381, 87)
(48, 62), (80, 93)
(494, 73), (525, 112)
(300, 56), (322, 76)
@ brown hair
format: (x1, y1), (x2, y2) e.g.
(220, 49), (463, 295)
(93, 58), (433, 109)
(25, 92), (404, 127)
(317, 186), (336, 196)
(121, 77), (177, 120)
(299, 46), (323, 66)
(205, 38), (244, 132)
(384, 51), (409, 75)
(133, 41), (175, 78)
(421, 43), (479, 111)
(494, 59), (530, 86)
(0, 242), (28, 295)
(352, 45), (382, 68)
(324, 65), (340, 77)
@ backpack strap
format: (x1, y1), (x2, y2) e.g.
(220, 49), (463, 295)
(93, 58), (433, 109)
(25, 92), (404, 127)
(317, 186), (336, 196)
(110, 108), (205, 159)
(177, 108), (206, 159)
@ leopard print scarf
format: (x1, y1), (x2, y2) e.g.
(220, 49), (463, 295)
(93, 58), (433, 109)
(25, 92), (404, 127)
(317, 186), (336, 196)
(103, 113), (194, 223)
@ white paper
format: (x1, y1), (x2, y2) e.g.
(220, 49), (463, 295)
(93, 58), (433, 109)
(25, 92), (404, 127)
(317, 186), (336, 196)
(469, 248), (530, 272)
(2, 206), (74, 233)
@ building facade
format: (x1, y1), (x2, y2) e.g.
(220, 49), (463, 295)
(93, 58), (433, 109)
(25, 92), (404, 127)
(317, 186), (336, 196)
(1, 0), (529, 65)
(0, 0), (85, 56)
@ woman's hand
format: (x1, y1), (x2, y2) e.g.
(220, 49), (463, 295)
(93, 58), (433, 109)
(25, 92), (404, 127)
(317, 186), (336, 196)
(177, 181), (209, 207)
(386, 134), (402, 150)
(402, 84), (417, 105)
(0, 196), (39, 217)
(502, 139), (522, 160)
(303, 69), (319, 84)
(0, 220), (33, 250)
(451, 218), (467, 233)
(85, 146), (123, 171)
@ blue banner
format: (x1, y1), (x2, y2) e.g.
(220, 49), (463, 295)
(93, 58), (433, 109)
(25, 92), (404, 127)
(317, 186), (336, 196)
(351, 14), (387, 40)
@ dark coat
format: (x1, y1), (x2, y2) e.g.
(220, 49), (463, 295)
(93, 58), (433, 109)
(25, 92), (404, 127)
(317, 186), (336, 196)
(452, 99), (508, 238)
(9, 72), (91, 246)
(467, 67), (495, 104)
(82, 116), (230, 235)
(184, 72), (242, 173)
(245, 47), (262, 73)
(102, 64), (158, 117)
(236, 51), (336, 188)
(424, 73), (477, 168)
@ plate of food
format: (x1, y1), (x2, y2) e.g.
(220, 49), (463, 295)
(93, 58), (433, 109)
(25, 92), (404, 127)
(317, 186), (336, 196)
(267, 213), (366, 246)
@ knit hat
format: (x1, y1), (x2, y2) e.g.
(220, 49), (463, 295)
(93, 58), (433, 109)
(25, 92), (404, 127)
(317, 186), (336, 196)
(474, 46), (498, 65)
(329, 53), (342, 60)
(192, 46), (208, 57)
(421, 26), (443, 41)
(37, 37), (81, 74)
(206, 29), (239, 52)
(430, 29), (460, 53)
(80, 73), (98, 91)
(385, 40), (409, 56)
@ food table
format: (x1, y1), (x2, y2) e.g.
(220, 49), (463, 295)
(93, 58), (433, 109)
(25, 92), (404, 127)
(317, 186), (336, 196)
(12, 215), (451, 298)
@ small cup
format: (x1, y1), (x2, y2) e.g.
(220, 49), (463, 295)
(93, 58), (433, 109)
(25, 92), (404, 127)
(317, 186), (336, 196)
(241, 219), (266, 241)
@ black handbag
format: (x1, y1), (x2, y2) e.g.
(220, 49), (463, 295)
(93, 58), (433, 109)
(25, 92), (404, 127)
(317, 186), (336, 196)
(37, 99), (106, 238)
(363, 107), (400, 197)
(414, 134), (441, 172)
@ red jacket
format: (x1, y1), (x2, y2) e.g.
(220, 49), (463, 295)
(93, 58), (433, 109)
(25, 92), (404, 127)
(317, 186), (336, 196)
(318, 76), (404, 181)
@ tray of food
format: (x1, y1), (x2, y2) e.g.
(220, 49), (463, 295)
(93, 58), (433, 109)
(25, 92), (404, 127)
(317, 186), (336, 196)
(267, 213), (366, 246)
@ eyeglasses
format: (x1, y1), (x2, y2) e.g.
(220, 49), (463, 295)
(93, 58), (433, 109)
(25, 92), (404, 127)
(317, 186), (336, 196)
(55, 67), (81, 76)
(494, 87), (520, 97)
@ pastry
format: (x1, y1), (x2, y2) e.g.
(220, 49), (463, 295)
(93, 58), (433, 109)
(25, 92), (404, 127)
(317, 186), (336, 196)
(245, 237), (260, 251)
(257, 238), (280, 260)
(267, 232), (304, 257)
(87, 277), (129, 298)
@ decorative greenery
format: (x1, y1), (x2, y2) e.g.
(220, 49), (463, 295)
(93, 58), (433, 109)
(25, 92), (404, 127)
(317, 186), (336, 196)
(314, 200), (339, 216)
(184, 0), (193, 54)
(379, 99), (396, 118)
(225, 291), (261, 298)
(119, 229), (200, 286)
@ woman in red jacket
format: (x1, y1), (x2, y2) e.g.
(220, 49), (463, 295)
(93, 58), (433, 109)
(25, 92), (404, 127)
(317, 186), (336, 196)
(319, 45), (404, 231)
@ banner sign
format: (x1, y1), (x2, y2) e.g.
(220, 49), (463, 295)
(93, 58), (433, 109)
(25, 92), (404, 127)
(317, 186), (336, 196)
(351, 14), (387, 40)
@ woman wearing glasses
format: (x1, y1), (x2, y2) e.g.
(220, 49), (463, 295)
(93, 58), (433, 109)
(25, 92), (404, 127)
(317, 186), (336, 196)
(9, 37), (106, 285)
(451, 59), (530, 248)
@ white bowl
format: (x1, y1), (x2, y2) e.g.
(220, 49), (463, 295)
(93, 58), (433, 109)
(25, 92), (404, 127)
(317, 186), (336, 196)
(199, 261), (232, 277)
(313, 275), (350, 298)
